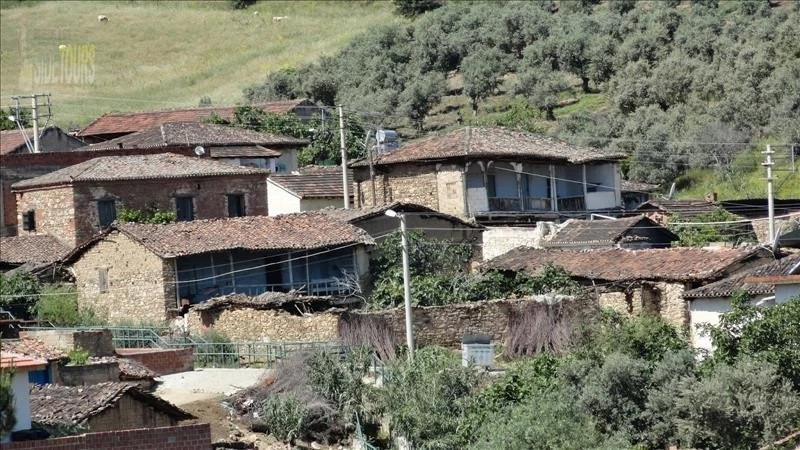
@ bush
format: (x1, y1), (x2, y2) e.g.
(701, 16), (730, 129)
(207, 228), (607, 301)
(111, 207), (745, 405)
(67, 347), (89, 365)
(251, 396), (307, 442)
(578, 312), (688, 363)
(34, 284), (99, 326)
(117, 206), (176, 224)
(377, 347), (478, 449)
(0, 369), (15, 440)
(0, 272), (41, 318)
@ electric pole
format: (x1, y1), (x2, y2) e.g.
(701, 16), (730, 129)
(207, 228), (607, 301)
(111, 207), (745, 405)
(10, 93), (51, 153)
(762, 144), (775, 244)
(338, 105), (350, 209)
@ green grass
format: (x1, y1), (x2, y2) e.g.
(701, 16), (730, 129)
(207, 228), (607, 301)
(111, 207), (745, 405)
(0, 0), (394, 127)
(554, 93), (607, 118)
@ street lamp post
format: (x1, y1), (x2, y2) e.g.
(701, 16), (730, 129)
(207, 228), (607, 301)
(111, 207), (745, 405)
(385, 209), (414, 360)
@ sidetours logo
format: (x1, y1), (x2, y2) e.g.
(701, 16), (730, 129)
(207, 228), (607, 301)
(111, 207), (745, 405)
(33, 44), (96, 86)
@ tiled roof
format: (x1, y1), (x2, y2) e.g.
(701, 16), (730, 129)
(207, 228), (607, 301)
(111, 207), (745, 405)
(268, 166), (352, 199)
(351, 127), (625, 167)
(321, 201), (483, 229)
(545, 216), (677, 248)
(11, 152), (267, 190)
(0, 235), (72, 264)
(113, 212), (374, 258)
(0, 352), (47, 370)
(192, 292), (334, 312)
(484, 247), (762, 282)
(78, 99), (311, 137)
(684, 253), (800, 298)
(1, 338), (67, 361)
(88, 356), (159, 379)
(635, 200), (728, 219)
(208, 145), (282, 158)
(30, 382), (194, 427)
(620, 180), (660, 193)
(0, 128), (34, 155)
(82, 122), (306, 151)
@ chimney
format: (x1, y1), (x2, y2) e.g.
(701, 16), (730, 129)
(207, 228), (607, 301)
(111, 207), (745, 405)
(705, 192), (718, 203)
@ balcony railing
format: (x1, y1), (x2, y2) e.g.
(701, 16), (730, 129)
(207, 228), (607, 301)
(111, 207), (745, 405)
(487, 196), (586, 212)
(557, 196), (586, 211)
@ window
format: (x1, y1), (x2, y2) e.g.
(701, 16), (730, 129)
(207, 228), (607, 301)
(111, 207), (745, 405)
(227, 194), (246, 217)
(97, 268), (108, 293)
(175, 196), (194, 221)
(22, 210), (36, 231)
(97, 199), (116, 227)
(486, 174), (497, 198)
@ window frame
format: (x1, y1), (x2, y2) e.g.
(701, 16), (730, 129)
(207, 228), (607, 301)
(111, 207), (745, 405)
(226, 193), (246, 218)
(97, 198), (117, 228)
(175, 196), (195, 222)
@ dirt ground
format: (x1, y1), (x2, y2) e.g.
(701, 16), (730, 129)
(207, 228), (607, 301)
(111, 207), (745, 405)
(180, 395), (236, 441)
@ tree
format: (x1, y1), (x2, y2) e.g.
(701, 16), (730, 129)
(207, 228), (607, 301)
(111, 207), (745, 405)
(709, 294), (800, 390)
(243, 68), (300, 103)
(668, 208), (753, 247)
(398, 71), (446, 134)
(0, 107), (31, 131)
(552, 17), (595, 93)
(0, 369), (15, 440)
(461, 47), (506, 115)
(392, 0), (443, 18)
(515, 67), (569, 121)
(0, 272), (42, 318)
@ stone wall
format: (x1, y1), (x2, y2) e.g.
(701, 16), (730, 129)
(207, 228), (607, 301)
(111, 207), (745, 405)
(73, 329), (115, 356)
(355, 164), (440, 211)
(481, 224), (556, 260)
(5, 424), (211, 450)
(435, 164), (466, 216)
(14, 186), (75, 246)
(59, 362), (120, 386)
(187, 299), (552, 349)
(597, 281), (689, 330)
(72, 231), (173, 323)
(116, 348), (194, 375)
(187, 306), (339, 342)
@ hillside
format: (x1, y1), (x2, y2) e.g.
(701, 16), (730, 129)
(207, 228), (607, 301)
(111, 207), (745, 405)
(0, 0), (395, 127)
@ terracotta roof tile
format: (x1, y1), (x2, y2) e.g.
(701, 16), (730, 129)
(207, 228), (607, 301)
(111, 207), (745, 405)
(30, 382), (194, 426)
(485, 247), (762, 282)
(0, 235), (72, 265)
(193, 291), (335, 312)
(620, 180), (660, 192)
(268, 167), (352, 199)
(82, 122), (306, 151)
(684, 253), (800, 298)
(351, 126), (625, 167)
(635, 200), (728, 220)
(78, 99), (311, 137)
(1, 338), (68, 361)
(320, 201), (483, 229)
(0, 128), (33, 155)
(208, 145), (282, 158)
(11, 152), (267, 190)
(0, 352), (48, 370)
(545, 216), (677, 248)
(114, 212), (374, 258)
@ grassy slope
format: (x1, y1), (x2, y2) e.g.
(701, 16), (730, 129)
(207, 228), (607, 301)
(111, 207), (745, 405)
(0, 0), (394, 127)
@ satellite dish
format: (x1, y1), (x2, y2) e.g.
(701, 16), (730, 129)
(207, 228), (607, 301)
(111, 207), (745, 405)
(194, 146), (205, 156)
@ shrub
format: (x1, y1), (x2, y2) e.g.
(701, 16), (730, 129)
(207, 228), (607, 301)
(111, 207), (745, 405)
(0, 272), (41, 318)
(0, 369), (15, 440)
(376, 347), (478, 449)
(251, 395), (307, 442)
(196, 330), (238, 367)
(67, 346), (89, 365)
(34, 284), (99, 326)
(579, 313), (688, 363)
(117, 206), (176, 224)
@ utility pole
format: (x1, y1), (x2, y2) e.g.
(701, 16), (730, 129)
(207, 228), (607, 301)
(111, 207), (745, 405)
(10, 93), (51, 153)
(385, 209), (414, 360)
(338, 105), (350, 209)
(762, 144), (775, 244)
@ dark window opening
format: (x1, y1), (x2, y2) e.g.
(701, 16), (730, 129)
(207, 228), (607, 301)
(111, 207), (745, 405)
(227, 194), (246, 217)
(97, 199), (116, 227)
(176, 197), (194, 221)
(22, 210), (36, 231)
(98, 268), (108, 293)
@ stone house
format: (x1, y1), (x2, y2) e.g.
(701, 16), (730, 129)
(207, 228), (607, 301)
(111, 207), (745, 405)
(65, 213), (373, 323)
(684, 253), (800, 353)
(76, 98), (316, 143)
(82, 122), (308, 173)
(267, 166), (352, 215)
(11, 153), (268, 247)
(0, 352), (47, 443)
(350, 126), (626, 224)
(29, 382), (194, 433)
(1, 126), (86, 237)
(484, 246), (771, 330)
(543, 215), (678, 249)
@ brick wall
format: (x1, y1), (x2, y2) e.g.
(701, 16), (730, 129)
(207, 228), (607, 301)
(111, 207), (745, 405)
(187, 306), (339, 342)
(116, 348), (194, 375)
(73, 231), (173, 323)
(14, 174), (267, 247)
(5, 423), (211, 449)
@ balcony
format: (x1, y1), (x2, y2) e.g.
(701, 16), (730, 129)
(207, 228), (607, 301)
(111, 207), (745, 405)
(487, 196), (582, 212)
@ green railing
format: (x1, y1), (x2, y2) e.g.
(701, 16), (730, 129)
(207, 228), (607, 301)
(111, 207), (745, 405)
(21, 325), (348, 369)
